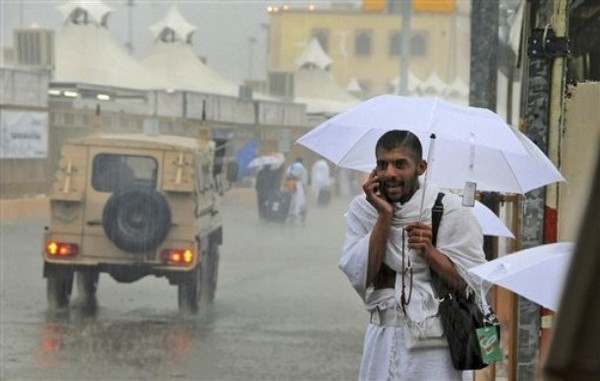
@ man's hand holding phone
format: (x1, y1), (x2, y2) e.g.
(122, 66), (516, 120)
(363, 169), (392, 214)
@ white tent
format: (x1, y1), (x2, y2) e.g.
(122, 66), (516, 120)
(346, 77), (363, 93)
(53, 1), (169, 90)
(142, 40), (241, 96)
(390, 71), (422, 94)
(54, 24), (169, 90)
(148, 6), (196, 43)
(295, 38), (333, 71)
(295, 69), (360, 114)
(53, 3), (272, 99)
(142, 6), (280, 99)
(57, 1), (114, 26)
(421, 72), (449, 95)
(294, 38), (360, 115)
(445, 77), (470, 99)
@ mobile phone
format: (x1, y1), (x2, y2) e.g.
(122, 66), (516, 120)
(371, 169), (380, 195)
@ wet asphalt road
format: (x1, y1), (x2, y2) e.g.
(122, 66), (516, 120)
(1, 188), (367, 381)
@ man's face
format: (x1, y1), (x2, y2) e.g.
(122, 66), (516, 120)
(375, 147), (426, 203)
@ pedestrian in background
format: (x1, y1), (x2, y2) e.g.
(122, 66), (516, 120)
(285, 157), (308, 224)
(310, 158), (332, 205)
(255, 164), (282, 221)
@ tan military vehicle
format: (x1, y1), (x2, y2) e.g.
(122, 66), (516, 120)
(42, 132), (237, 313)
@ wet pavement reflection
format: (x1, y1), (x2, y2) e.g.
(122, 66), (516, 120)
(2, 189), (366, 380)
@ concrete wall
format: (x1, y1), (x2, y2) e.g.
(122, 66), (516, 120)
(1, 65), (310, 199)
(1, 67), (49, 106)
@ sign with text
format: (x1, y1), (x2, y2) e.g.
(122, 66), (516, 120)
(1, 110), (48, 158)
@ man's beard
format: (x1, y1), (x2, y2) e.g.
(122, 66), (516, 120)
(382, 176), (419, 204)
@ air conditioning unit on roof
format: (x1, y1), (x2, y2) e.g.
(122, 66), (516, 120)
(268, 71), (295, 100)
(14, 28), (54, 69)
(238, 85), (253, 101)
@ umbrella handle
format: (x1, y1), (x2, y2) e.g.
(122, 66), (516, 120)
(419, 133), (437, 222)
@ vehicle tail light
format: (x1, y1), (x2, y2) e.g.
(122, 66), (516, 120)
(161, 248), (194, 265)
(46, 241), (79, 257)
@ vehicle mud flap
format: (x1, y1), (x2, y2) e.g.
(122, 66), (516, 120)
(178, 264), (202, 314)
(202, 239), (220, 303)
(76, 269), (99, 307)
(46, 266), (74, 310)
(102, 187), (171, 253)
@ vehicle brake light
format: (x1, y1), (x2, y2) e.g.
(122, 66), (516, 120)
(161, 248), (194, 265)
(46, 241), (79, 257)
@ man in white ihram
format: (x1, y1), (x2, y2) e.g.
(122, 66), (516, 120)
(339, 130), (487, 380)
(310, 158), (331, 202)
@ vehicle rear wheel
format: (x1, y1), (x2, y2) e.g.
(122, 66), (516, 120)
(177, 264), (202, 314)
(203, 240), (220, 303)
(47, 269), (74, 310)
(76, 270), (99, 305)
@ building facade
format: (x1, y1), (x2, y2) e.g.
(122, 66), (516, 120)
(267, 1), (470, 97)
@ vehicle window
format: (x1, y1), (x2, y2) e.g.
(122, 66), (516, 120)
(92, 154), (157, 192)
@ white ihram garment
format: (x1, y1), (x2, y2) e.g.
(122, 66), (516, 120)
(339, 181), (487, 381)
(311, 159), (331, 199)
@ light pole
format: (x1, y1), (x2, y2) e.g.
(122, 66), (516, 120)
(260, 23), (270, 80)
(398, 0), (412, 95)
(248, 36), (257, 80)
(125, 0), (135, 54)
(19, 0), (24, 27)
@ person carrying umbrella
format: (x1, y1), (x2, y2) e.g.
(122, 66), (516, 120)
(338, 130), (488, 380)
(285, 157), (308, 224)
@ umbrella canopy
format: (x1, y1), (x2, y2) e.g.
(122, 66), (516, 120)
(299, 94), (526, 154)
(297, 95), (564, 194)
(235, 139), (258, 180)
(473, 201), (514, 238)
(248, 154), (285, 170)
(468, 242), (573, 311)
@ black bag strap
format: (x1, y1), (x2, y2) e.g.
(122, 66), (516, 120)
(430, 192), (451, 298)
(431, 192), (445, 247)
(431, 193), (499, 327)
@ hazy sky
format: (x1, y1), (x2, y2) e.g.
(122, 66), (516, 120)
(1, 1), (345, 83)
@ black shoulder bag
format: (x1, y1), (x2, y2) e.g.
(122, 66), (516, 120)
(430, 192), (500, 370)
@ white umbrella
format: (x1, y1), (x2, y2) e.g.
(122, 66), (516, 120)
(298, 94), (527, 155)
(247, 154), (284, 169)
(297, 95), (564, 194)
(468, 242), (574, 311)
(473, 200), (514, 238)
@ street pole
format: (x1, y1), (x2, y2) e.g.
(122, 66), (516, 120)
(540, 0), (569, 365)
(19, 0), (24, 27)
(519, 1), (570, 378)
(261, 23), (270, 81)
(469, 0), (498, 109)
(398, 0), (411, 95)
(469, 3), (499, 380)
(126, 0), (135, 54)
(248, 36), (256, 81)
(519, 0), (567, 378)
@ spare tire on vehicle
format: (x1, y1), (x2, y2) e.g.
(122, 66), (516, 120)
(102, 188), (171, 253)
